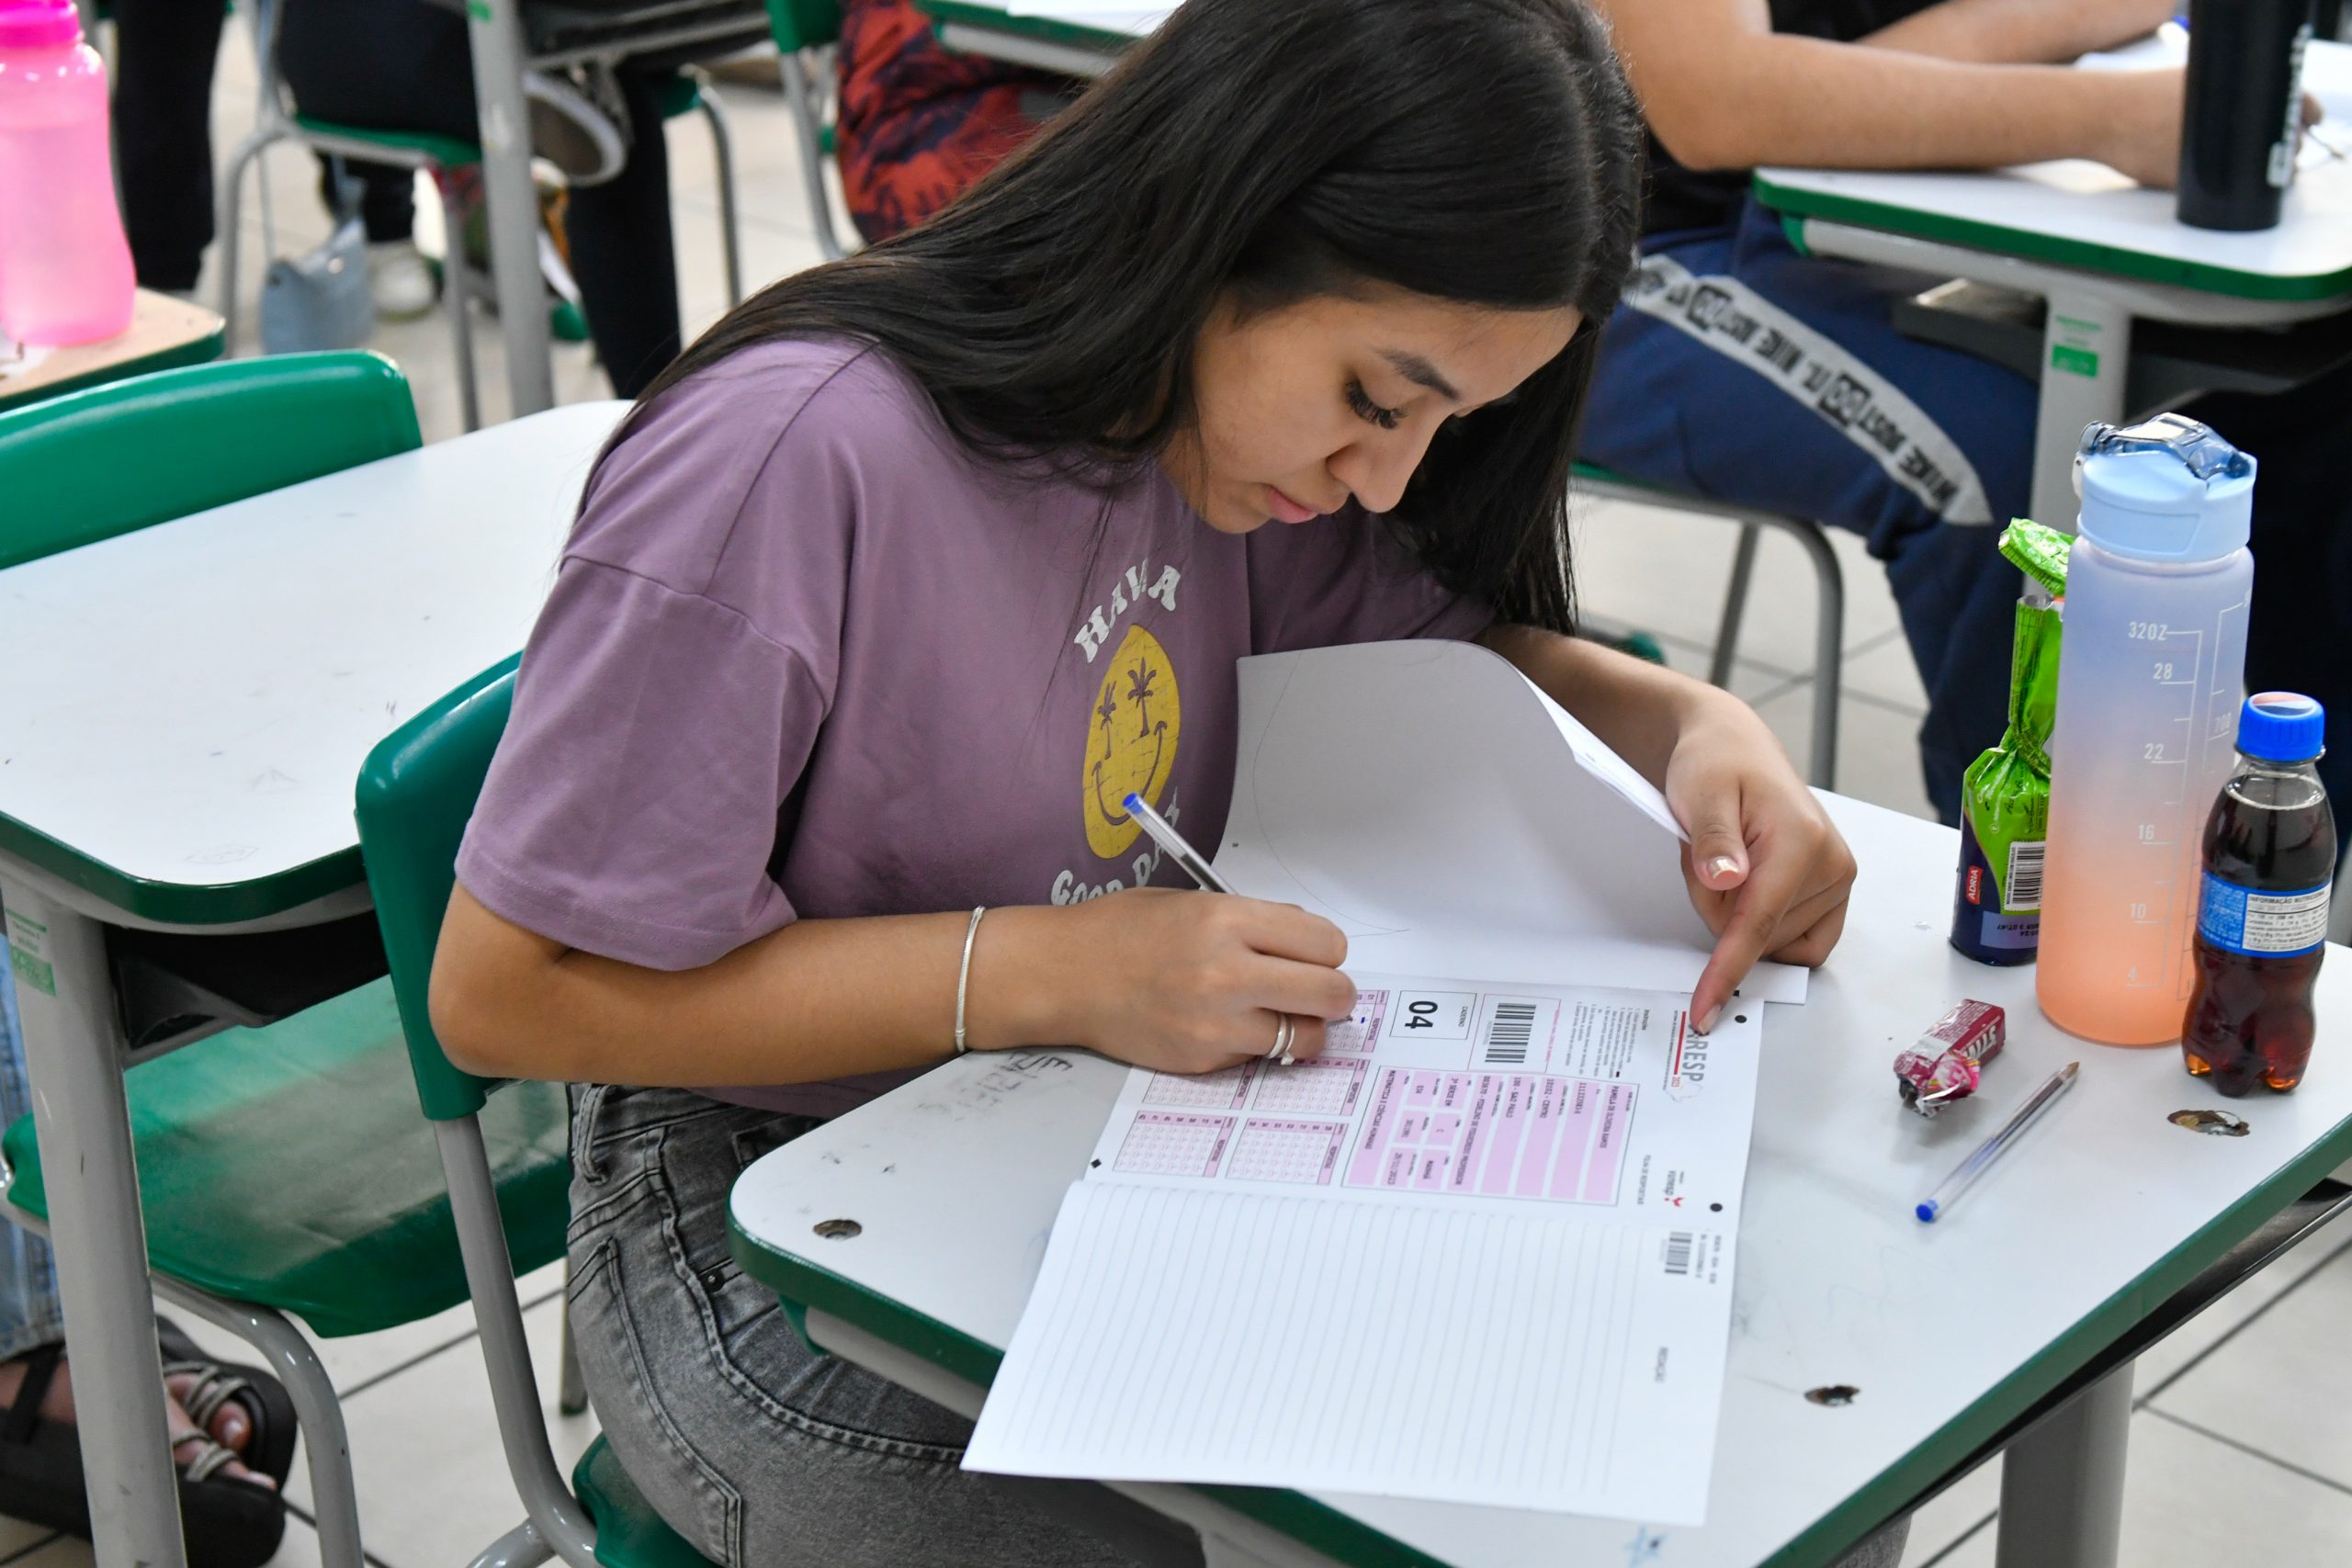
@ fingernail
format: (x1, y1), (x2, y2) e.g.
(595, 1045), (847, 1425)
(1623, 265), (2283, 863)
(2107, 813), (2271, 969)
(1707, 856), (1742, 883)
(1695, 1005), (1722, 1035)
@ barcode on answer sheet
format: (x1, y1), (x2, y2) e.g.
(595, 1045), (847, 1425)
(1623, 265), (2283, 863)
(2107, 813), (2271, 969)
(1481, 1002), (1537, 1065)
(1663, 1232), (1694, 1276)
(2006, 840), (2046, 912)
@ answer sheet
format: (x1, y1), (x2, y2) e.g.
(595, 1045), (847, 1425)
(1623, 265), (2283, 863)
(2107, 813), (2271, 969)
(964, 969), (1760, 1520)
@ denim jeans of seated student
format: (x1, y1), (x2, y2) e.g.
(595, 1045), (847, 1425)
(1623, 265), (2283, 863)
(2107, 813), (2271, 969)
(565, 1083), (1909, 1568)
(1581, 195), (2352, 828)
(0, 930), (69, 1366)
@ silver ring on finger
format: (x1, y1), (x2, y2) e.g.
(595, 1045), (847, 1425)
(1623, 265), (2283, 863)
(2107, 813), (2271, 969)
(1264, 1013), (1296, 1066)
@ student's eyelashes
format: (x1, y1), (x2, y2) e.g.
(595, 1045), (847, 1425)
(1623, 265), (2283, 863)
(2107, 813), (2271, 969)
(1345, 378), (1402, 431)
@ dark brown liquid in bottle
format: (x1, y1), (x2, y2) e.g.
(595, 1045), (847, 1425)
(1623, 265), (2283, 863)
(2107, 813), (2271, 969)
(2182, 770), (2335, 1095)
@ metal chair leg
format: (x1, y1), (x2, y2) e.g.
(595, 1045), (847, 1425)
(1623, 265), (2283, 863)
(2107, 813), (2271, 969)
(151, 1279), (366, 1568)
(1787, 518), (1845, 791)
(1708, 522), (1762, 689)
(689, 72), (744, 306)
(558, 1288), (587, 1416)
(1747, 515), (1844, 790)
(469, 1518), (557, 1568)
(440, 175), (483, 432)
(779, 50), (849, 261)
(214, 127), (283, 354)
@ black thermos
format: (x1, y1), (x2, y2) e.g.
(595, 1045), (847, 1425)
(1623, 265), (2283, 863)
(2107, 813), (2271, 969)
(2178, 0), (2315, 231)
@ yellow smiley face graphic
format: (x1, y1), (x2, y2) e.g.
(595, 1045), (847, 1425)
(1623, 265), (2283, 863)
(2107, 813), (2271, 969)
(1082, 625), (1182, 859)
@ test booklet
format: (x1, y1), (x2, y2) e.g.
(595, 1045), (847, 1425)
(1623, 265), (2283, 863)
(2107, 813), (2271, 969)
(963, 641), (1797, 1521)
(963, 972), (1760, 1520)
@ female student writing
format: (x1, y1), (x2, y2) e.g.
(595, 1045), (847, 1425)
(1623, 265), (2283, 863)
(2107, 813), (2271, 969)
(429, 1), (1883, 1562)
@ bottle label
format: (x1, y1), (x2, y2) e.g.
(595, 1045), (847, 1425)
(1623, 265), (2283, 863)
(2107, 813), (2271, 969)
(2196, 872), (2330, 958)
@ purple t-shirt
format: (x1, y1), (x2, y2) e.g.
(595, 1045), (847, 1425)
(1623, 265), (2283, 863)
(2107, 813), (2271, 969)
(457, 338), (1491, 1116)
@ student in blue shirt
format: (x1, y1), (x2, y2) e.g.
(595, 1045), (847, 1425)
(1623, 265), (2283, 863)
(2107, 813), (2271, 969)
(1581, 0), (2352, 822)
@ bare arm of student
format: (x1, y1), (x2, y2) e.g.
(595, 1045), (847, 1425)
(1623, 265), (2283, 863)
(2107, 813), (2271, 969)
(1591, 0), (2185, 186)
(1860, 0), (2175, 66)
(1476, 625), (1855, 1032)
(430, 880), (1360, 1087)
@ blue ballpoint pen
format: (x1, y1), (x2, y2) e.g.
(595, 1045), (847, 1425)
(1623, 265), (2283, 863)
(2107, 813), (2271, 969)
(1123, 792), (1237, 895)
(1125, 792), (1305, 1064)
(1915, 1063), (2079, 1224)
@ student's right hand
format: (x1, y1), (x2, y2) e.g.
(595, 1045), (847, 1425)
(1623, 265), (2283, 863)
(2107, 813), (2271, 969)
(2094, 68), (2325, 191)
(1049, 888), (1359, 1075)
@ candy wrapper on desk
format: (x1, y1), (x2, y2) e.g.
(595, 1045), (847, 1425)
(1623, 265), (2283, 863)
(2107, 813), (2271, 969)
(1895, 999), (2008, 1116)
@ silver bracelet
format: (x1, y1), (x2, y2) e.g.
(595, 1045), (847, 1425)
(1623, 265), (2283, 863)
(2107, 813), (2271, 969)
(953, 906), (989, 1056)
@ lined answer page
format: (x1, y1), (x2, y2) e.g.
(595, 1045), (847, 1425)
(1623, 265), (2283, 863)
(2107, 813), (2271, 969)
(965, 1181), (1733, 1521)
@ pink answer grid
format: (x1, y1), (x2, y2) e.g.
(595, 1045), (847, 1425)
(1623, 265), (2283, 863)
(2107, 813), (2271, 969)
(1322, 989), (1388, 1055)
(1251, 1057), (1367, 1116)
(1142, 1062), (1257, 1110)
(1225, 1119), (1348, 1185)
(1114, 1112), (1234, 1178)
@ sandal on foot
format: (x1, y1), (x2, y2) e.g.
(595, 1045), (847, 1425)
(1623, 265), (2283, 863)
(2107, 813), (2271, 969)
(0, 1341), (288, 1568)
(156, 1316), (300, 1489)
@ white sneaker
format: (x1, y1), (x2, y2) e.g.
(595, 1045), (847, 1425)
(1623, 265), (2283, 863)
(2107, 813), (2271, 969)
(368, 240), (437, 321)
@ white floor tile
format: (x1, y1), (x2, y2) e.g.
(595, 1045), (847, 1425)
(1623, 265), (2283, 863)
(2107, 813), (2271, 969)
(1895, 1453), (1999, 1567)
(1843, 629), (1931, 715)
(282, 1292), (597, 1568)
(2133, 1201), (2352, 1394)
(1921, 1408), (2352, 1567)
(0, 1517), (56, 1563)
(2147, 1232), (2352, 1489)
(1752, 671), (1939, 822)
(1572, 495), (1904, 682)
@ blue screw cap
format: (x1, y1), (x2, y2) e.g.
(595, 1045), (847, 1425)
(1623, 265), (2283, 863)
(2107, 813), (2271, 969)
(2237, 692), (2326, 764)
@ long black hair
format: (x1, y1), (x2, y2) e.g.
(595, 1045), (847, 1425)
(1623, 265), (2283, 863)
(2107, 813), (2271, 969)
(630, 0), (1643, 634)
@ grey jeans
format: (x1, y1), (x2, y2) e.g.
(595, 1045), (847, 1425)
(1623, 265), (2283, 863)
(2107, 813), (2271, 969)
(563, 1084), (1908, 1568)
(565, 1084), (1198, 1568)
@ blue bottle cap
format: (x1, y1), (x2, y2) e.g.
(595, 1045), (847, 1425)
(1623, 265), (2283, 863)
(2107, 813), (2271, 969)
(2075, 414), (2255, 563)
(2237, 692), (2326, 763)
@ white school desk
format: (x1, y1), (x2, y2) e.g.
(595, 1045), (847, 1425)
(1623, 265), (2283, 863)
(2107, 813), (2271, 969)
(1753, 36), (2352, 532)
(730, 792), (2352, 1568)
(0, 400), (625, 1568)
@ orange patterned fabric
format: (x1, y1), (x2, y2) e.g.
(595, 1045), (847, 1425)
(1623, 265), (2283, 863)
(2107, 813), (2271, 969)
(835, 0), (1060, 243)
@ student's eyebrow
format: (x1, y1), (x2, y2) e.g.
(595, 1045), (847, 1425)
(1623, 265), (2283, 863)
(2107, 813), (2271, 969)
(1376, 348), (1461, 402)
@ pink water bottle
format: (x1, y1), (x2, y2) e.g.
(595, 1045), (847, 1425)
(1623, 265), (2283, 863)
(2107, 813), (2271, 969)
(0, 0), (133, 344)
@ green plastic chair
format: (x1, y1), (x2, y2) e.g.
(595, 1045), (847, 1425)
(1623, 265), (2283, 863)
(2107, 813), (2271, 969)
(0, 350), (418, 570)
(353, 659), (714, 1568)
(216, 2), (745, 428)
(766, 0), (855, 259)
(0, 352), (582, 1567)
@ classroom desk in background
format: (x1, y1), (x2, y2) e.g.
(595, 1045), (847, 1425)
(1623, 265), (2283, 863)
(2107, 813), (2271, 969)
(1755, 33), (2352, 532)
(731, 792), (2352, 1568)
(0, 290), (225, 414)
(0, 400), (626, 1568)
(917, 11), (2352, 539)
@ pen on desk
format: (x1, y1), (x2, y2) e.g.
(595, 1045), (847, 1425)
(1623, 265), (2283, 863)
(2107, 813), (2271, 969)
(1915, 1062), (2079, 1224)
(1123, 792), (1237, 895)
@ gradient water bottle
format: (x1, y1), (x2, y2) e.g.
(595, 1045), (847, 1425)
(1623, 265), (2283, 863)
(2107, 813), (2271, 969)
(0, 0), (134, 344)
(2038, 416), (2255, 1046)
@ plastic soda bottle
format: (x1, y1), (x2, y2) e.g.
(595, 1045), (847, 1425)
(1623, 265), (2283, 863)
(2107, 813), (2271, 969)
(2038, 415), (2254, 1045)
(2181, 694), (2334, 1095)
(0, 0), (134, 344)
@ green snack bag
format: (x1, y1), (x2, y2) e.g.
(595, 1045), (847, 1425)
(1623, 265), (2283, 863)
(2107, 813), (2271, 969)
(1949, 520), (2066, 965)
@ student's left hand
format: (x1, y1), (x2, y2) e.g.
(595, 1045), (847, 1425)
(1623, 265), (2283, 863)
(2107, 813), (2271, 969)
(1663, 695), (1856, 1033)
